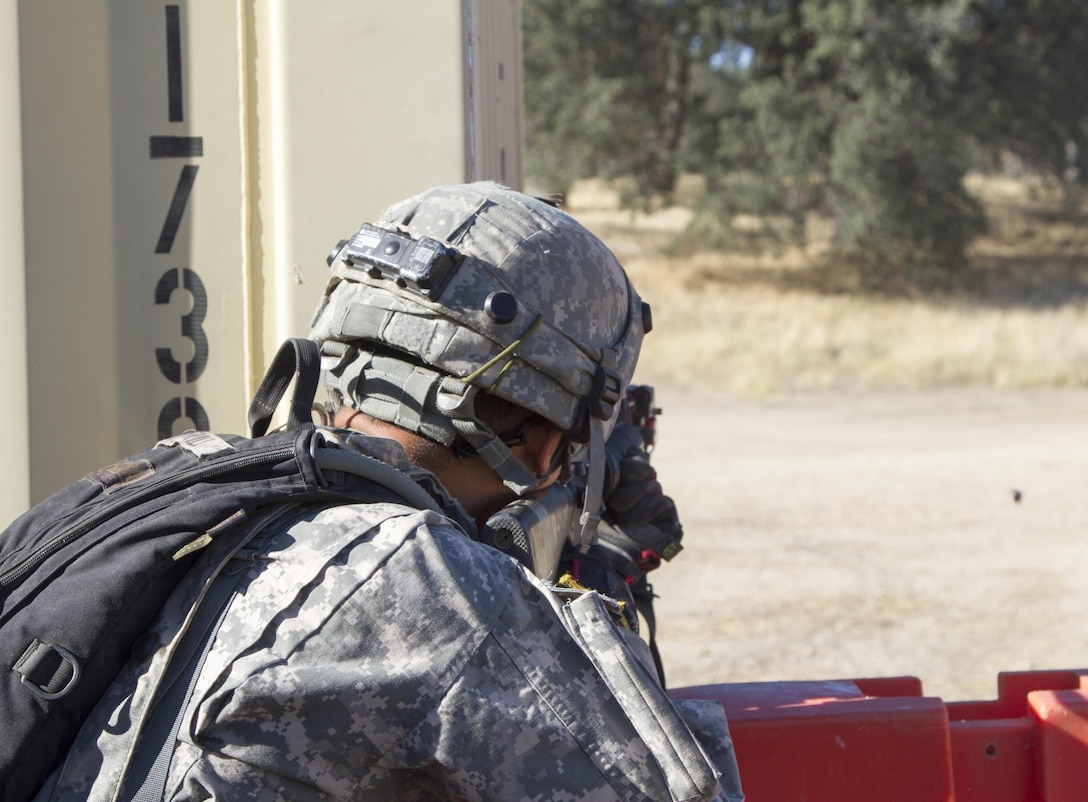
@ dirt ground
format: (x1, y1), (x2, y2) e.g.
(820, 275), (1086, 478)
(644, 385), (1088, 702)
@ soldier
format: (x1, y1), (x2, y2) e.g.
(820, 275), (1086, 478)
(38, 182), (742, 801)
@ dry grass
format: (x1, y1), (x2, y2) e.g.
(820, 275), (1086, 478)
(564, 176), (1088, 397)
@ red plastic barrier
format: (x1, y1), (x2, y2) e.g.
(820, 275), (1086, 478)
(671, 669), (1088, 802)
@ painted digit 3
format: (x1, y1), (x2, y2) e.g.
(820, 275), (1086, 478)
(153, 4), (210, 439)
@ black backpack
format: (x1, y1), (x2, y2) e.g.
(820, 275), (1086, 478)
(0, 339), (444, 802)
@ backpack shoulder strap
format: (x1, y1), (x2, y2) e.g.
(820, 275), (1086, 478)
(117, 505), (293, 802)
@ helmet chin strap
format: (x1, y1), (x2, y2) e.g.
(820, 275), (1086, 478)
(436, 376), (609, 552)
(577, 348), (623, 553)
(577, 416), (607, 553)
(437, 378), (544, 496)
(450, 417), (545, 496)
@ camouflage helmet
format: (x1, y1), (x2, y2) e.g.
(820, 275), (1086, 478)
(310, 182), (649, 528)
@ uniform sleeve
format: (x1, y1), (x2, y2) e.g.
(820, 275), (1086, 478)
(671, 699), (745, 802)
(389, 549), (728, 801)
(158, 505), (726, 801)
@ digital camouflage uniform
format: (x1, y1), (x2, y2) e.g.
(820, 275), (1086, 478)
(37, 432), (742, 801)
(37, 183), (743, 800)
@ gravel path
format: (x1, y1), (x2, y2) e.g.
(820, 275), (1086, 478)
(646, 387), (1088, 702)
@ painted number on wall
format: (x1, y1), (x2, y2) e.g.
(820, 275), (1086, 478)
(152, 5), (210, 438)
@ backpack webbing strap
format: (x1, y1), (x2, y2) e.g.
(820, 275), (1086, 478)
(119, 564), (243, 802)
(631, 577), (667, 688)
(118, 508), (289, 802)
(248, 339), (322, 437)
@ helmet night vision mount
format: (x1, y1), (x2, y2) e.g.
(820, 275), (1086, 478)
(329, 223), (463, 302)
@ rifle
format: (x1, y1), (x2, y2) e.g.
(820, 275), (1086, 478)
(480, 385), (665, 583)
(624, 384), (660, 452)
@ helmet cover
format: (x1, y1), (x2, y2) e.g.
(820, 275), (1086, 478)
(310, 181), (647, 453)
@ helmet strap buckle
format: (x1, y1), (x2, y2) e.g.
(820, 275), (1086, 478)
(436, 377), (480, 417)
(587, 364), (623, 421)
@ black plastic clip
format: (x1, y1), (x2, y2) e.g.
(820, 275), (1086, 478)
(588, 365), (623, 421)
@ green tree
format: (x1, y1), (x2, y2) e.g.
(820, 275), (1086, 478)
(703, 1), (986, 281)
(952, 0), (1088, 185)
(523, 0), (1088, 283)
(523, 0), (734, 201)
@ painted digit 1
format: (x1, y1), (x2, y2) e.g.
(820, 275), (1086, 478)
(152, 4), (210, 439)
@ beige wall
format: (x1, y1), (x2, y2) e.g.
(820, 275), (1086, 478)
(9, 0), (523, 508)
(245, 1), (474, 373)
(0, 0), (29, 523)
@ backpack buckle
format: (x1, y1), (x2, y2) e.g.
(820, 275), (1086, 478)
(14, 640), (82, 701)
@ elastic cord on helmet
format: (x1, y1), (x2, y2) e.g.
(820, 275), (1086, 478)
(461, 314), (544, 390)
(428, 314), (552, 495)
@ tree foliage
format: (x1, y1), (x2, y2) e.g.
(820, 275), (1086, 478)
(522, 0), (735, 201)
(953, 0), (1088, 182)
(730, 1), (987, 279)
(522, 0), (1088, 282)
